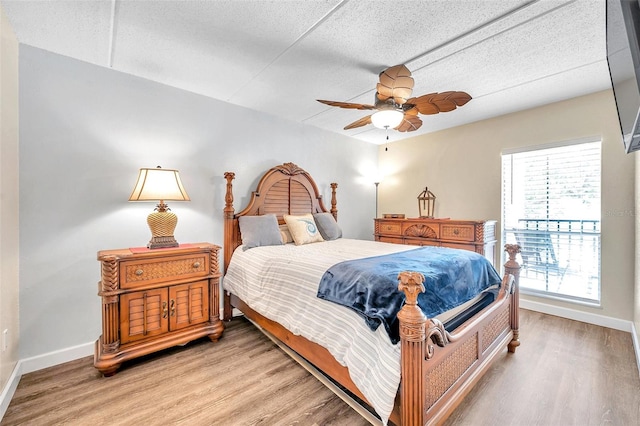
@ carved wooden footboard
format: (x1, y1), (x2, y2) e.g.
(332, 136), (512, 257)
(222, 163), (520, 426)
(396, 244), (520, 425)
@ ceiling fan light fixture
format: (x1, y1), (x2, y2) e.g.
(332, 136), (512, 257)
(371, 109), (404, 129)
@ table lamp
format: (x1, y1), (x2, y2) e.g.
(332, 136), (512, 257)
(129, 166), (190, 249)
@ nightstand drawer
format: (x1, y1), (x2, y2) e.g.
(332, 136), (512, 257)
(120, 253), (209, 289)
(379, 221), (402, 235)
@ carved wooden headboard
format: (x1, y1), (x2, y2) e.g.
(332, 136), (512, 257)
(223, 162), (338, 272)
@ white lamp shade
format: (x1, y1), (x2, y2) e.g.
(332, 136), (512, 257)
(371, 110), (404, 129)
(129, 167), (190, 202)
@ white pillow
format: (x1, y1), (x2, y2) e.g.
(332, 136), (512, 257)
(283, 214), (325, 245)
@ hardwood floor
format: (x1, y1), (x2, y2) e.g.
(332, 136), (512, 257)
(443, 309), (640, 426)
(2, 309), (639, 426)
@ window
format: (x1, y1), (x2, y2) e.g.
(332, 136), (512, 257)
(501, 139), (601, 304)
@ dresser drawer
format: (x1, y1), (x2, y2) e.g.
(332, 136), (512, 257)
(378, 221), (402, 236)
(441, 242), (477, 252)
(120, 253), (209, 289)
(440, 224), (476, 242)
(405, 238), (439, 247)
(377, 236), (404, 244)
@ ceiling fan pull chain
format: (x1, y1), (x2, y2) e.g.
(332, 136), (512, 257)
(385, 126), (390, 151)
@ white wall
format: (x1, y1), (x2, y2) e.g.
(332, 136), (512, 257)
(18, 45), (378, 360)
(0, 4), (20, 396)
(378, 90), (635, 322)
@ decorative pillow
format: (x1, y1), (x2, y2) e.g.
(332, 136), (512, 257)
(279, 224), (294, 244)
(238, 214), (283, 250)
(313, 212), (342, 240)
(283, 214), (324, 245)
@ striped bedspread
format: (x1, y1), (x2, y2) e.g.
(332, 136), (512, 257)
(223, 239), (489, 424)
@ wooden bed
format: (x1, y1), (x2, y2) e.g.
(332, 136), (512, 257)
(222, 162), (521, 426)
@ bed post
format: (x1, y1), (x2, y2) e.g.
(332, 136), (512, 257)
(223, 172), (235, 321)
(330, 182), (338, 221)
(504, 244), (521, 353)
(397, 271), (427, 426)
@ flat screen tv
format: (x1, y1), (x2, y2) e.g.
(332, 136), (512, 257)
(607, 0), (640, 153)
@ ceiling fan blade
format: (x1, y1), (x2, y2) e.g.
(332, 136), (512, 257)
(430, 91), (472, 112)
(376, 64), (414, 105)
(443, 91), (472, 106)
(344, 115), (373, 130)
(317, 99), (376, 110)
(395, 114), (423, 132)
(407, 91), (472, 115)
(406, 93), (438, 114)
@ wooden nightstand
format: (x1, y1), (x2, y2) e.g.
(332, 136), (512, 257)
(94, 242), (224, 376)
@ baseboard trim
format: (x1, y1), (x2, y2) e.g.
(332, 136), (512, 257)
(0, 360), (22, 421)
(20, 341), (94, 375)
(520, 298), (633, 332)
(632, 322), (640, 379)
(1, 341), (94, 421)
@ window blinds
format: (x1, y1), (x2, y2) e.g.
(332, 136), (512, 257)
(501, 140), (601, 303)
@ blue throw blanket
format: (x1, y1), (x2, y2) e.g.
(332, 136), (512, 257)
(317, 246), (502, 344)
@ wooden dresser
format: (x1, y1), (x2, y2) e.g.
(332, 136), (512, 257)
(374, 218), (497, 265)
(94, 242), (224, 376)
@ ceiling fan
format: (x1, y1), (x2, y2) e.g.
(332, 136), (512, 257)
(317, 64), (472, 134)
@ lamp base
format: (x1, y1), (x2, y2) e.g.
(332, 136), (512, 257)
(146, 208), (179, 249)
(147, 236), (179, 249)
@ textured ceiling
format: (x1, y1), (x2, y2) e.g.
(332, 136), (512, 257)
(1, 0), (611, 144)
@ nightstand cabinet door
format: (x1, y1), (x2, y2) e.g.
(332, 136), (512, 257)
(120, 288), (169, 344)
(170, 280), (209, 331)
